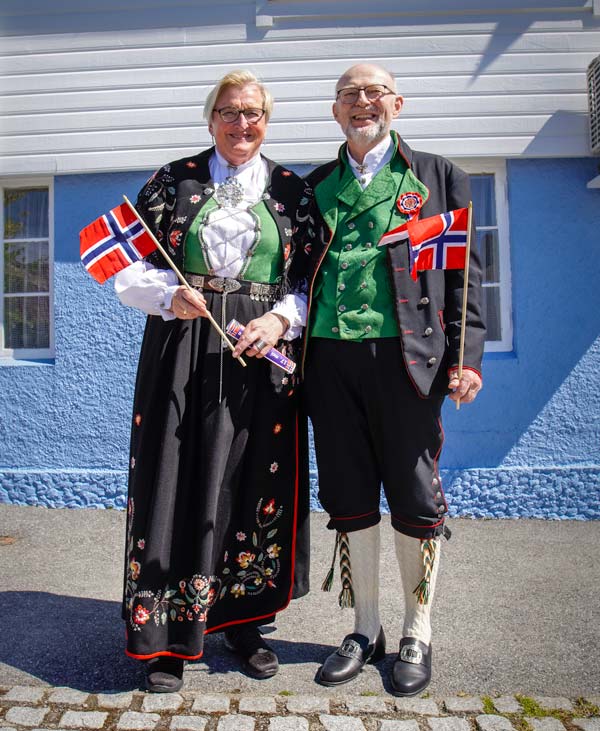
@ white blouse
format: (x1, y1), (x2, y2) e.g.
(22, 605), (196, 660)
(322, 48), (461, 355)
(114, 150), (306, 339)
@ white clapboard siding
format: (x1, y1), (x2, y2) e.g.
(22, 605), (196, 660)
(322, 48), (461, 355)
(1, 0), (599, 175)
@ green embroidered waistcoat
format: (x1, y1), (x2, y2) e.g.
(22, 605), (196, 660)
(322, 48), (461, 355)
(184, 198), (283, 283)
(310, 145), (429, 340)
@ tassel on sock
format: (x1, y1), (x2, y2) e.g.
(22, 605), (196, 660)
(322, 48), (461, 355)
(338, 531), (355, 608)
(412, 539), (437, 605)
(321, 531), (340, 592)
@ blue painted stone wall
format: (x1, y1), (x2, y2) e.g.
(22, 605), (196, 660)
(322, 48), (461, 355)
(1, 158), (599, 518)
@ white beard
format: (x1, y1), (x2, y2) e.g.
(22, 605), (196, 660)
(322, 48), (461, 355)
(344, 118), (387, 145)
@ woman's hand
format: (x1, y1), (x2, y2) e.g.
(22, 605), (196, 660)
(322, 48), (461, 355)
(232, 312), (289, 359)
(171, 286), (208, 319)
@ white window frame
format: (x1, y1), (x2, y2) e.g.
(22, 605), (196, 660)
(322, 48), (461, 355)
(0, 177), (55, 361)
(452, 158), (513, 353)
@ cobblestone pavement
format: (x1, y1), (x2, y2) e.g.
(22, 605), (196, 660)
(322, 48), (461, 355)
(1, 687), (599, 731)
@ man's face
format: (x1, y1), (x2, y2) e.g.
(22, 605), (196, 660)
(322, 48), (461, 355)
(332, 66), (403, 147)
(208, 83), (268, 166)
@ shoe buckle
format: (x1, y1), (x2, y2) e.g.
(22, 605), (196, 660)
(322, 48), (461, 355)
(400, 644), (423, 664)
(338, 639), (362, 660)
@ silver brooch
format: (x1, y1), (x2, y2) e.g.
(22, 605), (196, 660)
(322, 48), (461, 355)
(215, 176), (244, 207)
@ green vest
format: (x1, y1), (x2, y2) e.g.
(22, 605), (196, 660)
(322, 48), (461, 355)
(310, 141), (429, 340)
(184, 198), (283, 283)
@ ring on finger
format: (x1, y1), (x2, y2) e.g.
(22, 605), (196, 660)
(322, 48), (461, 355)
(254, 339), (267, 351)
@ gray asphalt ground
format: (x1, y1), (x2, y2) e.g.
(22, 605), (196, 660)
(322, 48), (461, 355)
(0, 504), (598, 696)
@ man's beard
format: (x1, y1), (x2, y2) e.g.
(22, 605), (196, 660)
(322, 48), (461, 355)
(344, 117), (387, 144)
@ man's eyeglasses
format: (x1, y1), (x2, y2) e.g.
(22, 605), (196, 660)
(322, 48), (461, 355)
(336, 84), (395, 104)
(214, 107), (266, 123)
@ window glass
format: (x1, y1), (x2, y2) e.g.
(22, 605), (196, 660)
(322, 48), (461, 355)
(2, 186), (51, 354)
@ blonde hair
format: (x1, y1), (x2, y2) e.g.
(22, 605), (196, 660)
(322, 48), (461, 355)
(203, 70), (273, 122)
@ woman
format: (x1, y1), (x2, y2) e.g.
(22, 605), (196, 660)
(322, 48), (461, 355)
(115, 70), (309, 693)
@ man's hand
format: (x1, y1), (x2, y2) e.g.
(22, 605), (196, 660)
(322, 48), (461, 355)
(171, 286), (208, 319)
(233, 312), (289, 359)
(448, 368), (482, 404)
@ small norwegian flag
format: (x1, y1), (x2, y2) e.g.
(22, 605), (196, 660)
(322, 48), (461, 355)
(379, 207), (469, 281)
(79, 202), (156, 284)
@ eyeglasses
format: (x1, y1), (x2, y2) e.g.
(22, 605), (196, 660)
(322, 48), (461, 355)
(214, 107), (266, 123)
(336, 84), (395, 104)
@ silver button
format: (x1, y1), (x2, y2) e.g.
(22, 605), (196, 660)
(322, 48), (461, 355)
(438, 505), (446, 514)
(331, 326), (339, 333)
(436, 491), (443, 500)
(428, 357), (437, 365)
(345, 243), (353, 251)
(419, 296), (430, 305)
(365, 325), (372, 333)
(263, 193), (271, 200)
(348, 222), (356, 230)
(432, 477), (439, 487)
(339, 304), (346, 312)
(368, 221), (375, 229)
(365, 242), (373, 248)
(341, 262), (349, 270)
(361, 303), (369, 311)
(424, 327), (433, 336)
(203, 187), (214, 195)
(338, 283), (346, 291)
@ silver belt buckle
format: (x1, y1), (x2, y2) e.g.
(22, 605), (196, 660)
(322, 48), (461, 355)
(400, 645), (423, 664)
(208, 277), (241, 294)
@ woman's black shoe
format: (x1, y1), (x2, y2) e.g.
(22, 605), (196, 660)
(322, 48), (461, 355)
(224, 625), (279, 679)
(145, 656), (184, 693)
(317, 626), (386, 686)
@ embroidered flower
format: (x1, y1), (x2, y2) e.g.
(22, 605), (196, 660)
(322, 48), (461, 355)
(207, 588), (216, 605)
(281, 377), (289, 385)
(186, 610), (194, 620)
(285, 227), (293, 236)
(133, 604), (150, 625)
(236, 551), (256, 569)
(284, 243), (291, 261)
(273, 423), (282, 435)
(169, 229), (182, 248)
(186, 161), (198, 168)
(263, 498), (276, 515)
(137, 539), (145, 550)
(265, 568), (273, 576)
(129, 560), (141, 581)
(179, 580), (186, 591)
(236, 531), (247, 541)
(269, 462), (279, 474)
(192, 576), (208, 591)
(274, 202), (285, 213)
(267, 543), (281, 559)
(134, 414), (142, 426)
(190, 194), (201, 204)
(231, 583), (246, 598)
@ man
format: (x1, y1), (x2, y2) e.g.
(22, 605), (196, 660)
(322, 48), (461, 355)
(289, 63), (485, 695)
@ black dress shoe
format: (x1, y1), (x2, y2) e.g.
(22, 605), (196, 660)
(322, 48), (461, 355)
(390, 637), (432, 696)
(145, 656), (184, 693)
(224, 625), (279, 679)
(317, 626), (386, 687)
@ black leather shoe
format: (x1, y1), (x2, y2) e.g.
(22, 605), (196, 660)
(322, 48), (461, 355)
(224, 625), (279, 679)
(317, 626), (386, 686)
(145, 656), (184, 693)
(390, 637), (432, 696)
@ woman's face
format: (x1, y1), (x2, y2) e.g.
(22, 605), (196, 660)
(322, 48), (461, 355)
(208, 83), (268, 166)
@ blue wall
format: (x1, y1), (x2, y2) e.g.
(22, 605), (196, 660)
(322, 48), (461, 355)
(1, 158), (599, 518)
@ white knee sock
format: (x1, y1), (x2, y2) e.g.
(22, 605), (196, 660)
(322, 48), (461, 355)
(346, 524), (381, 643)
(394, 532), (441, 645)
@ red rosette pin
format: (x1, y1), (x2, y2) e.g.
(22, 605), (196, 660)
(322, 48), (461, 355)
(397, 192), (423, 219)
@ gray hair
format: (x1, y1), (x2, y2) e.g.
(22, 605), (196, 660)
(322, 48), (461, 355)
(203, 70), (273, 122)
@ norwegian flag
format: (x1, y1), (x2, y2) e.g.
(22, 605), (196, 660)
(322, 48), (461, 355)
(379, 207), (469, 281)
(79, 202), (156, 284)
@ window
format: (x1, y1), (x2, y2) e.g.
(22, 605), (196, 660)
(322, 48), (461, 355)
(1, 181), (53, 359)
(456, 160), (512, 352)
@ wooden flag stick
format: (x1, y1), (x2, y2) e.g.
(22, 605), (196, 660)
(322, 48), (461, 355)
(122, 195), (246, 367)
(455, 200), (473, 410)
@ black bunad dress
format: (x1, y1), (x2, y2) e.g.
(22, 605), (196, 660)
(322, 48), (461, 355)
(122, 148), (310, 661)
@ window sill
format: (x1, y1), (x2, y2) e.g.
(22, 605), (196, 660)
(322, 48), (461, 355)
(0, 356), (55, 367)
